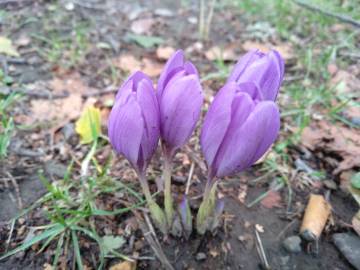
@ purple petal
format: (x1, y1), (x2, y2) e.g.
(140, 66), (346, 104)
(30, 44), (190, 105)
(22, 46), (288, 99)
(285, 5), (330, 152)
(108, 95), (144, 167)
(160, 74), (203, 150)
(115, 71), (148, 103)
(136, 77), (160, 164)
(200, 82), (237, 170)
(157, 50), (184, 97)
(213, 92), (255, 177)
(227, 49), (264, 83)
(234, 50), (284, 101)
(216, 100), (280, 177)
(236, 82), (264, 101)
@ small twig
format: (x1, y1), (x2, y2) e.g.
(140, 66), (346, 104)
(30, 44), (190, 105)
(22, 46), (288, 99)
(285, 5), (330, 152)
(137, 212), (175, 270)
(7, 171), (23, 209)
(293, 0), (360, 28)
(204, 0), (216, 39)
(255, 229), (271, 270)
(6, 219), (16, 251)
(185, 163), (195, 195)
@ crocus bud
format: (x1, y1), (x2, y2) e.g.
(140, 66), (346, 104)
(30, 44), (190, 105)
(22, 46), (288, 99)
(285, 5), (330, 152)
(201, 81), (281, 178)
(108, 71), (160, 173)
(178, 196), (192, 239)
(227, 49), (284, 101)
(157, 50), (203, 153)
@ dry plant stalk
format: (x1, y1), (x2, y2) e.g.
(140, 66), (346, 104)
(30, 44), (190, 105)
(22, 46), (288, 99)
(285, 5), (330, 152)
(300, 194), (331, 241)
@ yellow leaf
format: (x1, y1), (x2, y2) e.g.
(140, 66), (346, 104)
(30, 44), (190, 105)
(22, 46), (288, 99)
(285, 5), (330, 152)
(75, 106), (101, 144)
(109, 261), (136, 270)
(0, 36), (19, 57)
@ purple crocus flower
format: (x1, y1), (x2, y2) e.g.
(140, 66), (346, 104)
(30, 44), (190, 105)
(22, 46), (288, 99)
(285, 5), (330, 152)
(201, 81), (281, 178)
(108, 71), (160, 173)
(227, 49), (284, 101)
(157, 50), (203, 154)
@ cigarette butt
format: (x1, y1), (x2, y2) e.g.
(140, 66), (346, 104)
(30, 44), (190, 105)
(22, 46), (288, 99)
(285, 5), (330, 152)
(300, 194), (331, 241)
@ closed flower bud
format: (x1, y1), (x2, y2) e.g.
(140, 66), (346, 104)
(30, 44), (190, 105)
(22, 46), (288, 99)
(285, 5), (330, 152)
(201, 81), (281, 178)
(157, 50), (203, 153)
(227, 49), (284, 101)
(108, 71), (160, 173)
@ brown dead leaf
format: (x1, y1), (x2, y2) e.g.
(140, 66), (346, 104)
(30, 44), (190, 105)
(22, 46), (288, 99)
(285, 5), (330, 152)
(142, 58), (163, 77)
(260, 190), (282, 209)
(113, 54), (141, 74)
(113, 55), (162, 77)
(301, 120), (360, 174)
(205, 45), (237, 61)
(242, 41), (293, 60)
(30, 95), (82, 123)
(156, 46), (175, 60)
(130, 18), (155, 34)
(329, 69), (360, 95)
(109, 261), (136, 270)
(28, 73), (94, 124)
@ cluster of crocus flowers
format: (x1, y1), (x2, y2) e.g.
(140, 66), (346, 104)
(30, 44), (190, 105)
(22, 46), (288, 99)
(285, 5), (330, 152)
(108, 49), (284, 236)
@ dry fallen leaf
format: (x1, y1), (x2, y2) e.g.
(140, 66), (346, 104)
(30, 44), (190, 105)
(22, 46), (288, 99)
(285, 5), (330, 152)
(30, 94), (82, 124)
(113, 55), (162, 77)
(260, 190), (282, 209)
(156, 46), (175, 60)
(301, 120), (360, 174)
(28, 73), (96, 124)
(141, 58), (163, 77)
(113, 54), (141, 74)
(130, 18), (155, 35)
(329, 69), (360, 95)
(205, 45), (237, 61)
(242, 40), (294, 60)
(109, 261), (136, 270)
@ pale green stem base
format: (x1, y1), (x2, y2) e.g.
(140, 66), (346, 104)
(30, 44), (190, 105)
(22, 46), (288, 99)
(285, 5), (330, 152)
(163, 152), (174, 228)
(196, 179), (218, 235)
(138, 172), (167, 234)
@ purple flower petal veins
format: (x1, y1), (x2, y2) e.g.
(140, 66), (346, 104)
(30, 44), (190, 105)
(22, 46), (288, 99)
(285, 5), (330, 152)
(157, 50), (203, 152)
(108, 71), (160, 172)
(227, 49), (285, 101)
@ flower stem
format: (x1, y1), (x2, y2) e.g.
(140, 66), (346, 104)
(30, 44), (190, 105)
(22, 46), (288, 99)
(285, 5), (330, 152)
(138, 171), (167, 234)
(196, 177), (218, 234)
(163, 150), (174, 228)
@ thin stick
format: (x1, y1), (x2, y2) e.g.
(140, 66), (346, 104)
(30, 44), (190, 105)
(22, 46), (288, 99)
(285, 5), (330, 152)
(293, 0), (360, 28)
(204, 0), (216, 39)
(139, 213), (175, 270)
(199, 0), (205, 39)
(7, 171), (23, 209)
(255, 229), (271, 270)
(185, 163), (195, 195)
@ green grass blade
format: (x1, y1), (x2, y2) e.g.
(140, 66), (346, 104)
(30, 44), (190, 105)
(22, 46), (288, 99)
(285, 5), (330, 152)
(72, 225), (104, 270)
(0, 224), (65, 261)
(71, 230), (83, 270)
(52, 233), (65, 269)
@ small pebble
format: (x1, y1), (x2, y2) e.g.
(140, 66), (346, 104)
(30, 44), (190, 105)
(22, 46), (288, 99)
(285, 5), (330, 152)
(282, 235), (302, 253)
(195, 252), (207, 261)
